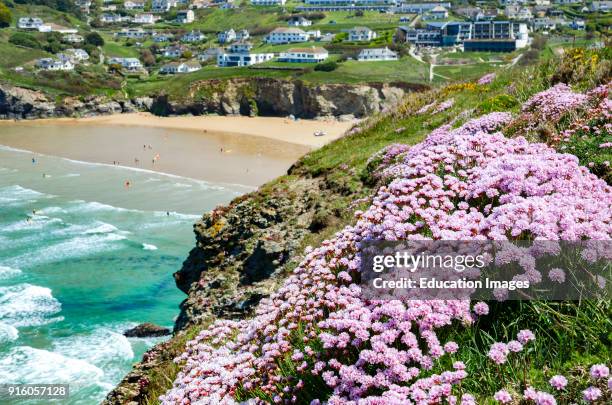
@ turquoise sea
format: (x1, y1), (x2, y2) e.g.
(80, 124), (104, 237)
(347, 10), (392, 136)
(0, 144), (253, 403)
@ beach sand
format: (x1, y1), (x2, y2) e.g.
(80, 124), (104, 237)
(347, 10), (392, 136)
(6, 113), (356, 148)
(0, 114), (355, 186)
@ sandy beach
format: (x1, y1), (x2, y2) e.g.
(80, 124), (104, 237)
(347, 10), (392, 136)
(3, 113), (356, 148)
(0, 114), (354, 186)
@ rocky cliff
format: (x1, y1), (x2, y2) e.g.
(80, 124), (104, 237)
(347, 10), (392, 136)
(147, 78), (428, 119)
(1, 79), (427, 120)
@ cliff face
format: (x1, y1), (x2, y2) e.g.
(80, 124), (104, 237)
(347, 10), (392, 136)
(149, 78), (427, 119)
(1, 79), (427, 120)
(0, 84), (134, 119)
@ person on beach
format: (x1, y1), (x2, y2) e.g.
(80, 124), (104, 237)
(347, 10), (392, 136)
(32, 157), (36, 164)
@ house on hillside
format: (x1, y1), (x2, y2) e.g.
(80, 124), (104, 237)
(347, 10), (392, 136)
(18, 17), (44, 29)
(115, 28), (151, 39)
(217, 42), (274, 67)
(265, 27), (310, 44)
(152, 0), (177, 12)
(236, 29), (250, 41)
(63, 33), (84, 43)
(357, 47), (398, 61)
(153, 33), (172, 42)
(278, 47), (328, 63)
(108, 57), (143, 71)
(590, 1), (611, 12)
(218, 29), (236, 44)
(160, 60), (202, 74)
(198, 47), (223, 61)
(348, 27), (377, 41)
(177, 10), (195, 23)
(100, 13), (123, 23)
(124, 0), (146, 10)
(134, 13), (160, 24)
(288, 16), (313, 27)
(428, 5), (449, 19)
(36, 57), (74, 71)
(64, 48), (90, 62)
(251, 0), (286, 5)
(38, 23), (78, 34)
(181, 30), (206, 42)
(163, 44), (189, 57)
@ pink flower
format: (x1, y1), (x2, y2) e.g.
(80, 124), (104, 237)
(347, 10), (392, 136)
(548, 268), (566, 283)
(536, 391), (556, 405)
(444, 341), (459, 354)
(488, 343), (509, 364)
(507, 340), (523, 353)
(583, 386), (601, 402)
(589, 364), (609, 379)
(494, 389), (512, 403)
(549, 375), (567, 390)
(517, 329), (536, 344)
(473, 302), (489, 316)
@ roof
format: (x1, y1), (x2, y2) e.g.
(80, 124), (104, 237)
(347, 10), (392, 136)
(431, 6), (447, 12)
(286, 47), (327, 54)
(270, 27), (307, 34)
(351, 26), (373, 32)
(359, 47), (396, 55)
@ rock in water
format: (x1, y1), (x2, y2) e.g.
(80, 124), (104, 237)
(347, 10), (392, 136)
(124, 323), (170, 338)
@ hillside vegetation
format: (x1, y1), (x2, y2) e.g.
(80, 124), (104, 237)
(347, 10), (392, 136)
(106, 48), (612, 404)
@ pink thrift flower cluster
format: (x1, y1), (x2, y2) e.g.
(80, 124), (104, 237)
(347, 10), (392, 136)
(160, 108), (612, 404)
(521, 83), (589, 124)
(432, 98), (455, 114)
(477, 73), (496, 85)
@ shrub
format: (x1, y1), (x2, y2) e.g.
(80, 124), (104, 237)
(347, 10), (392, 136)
(314, 60), (338, 72)
(85, 32), (104, 47)
(0, 2), (12, 28)
(9, 32), (41, 49)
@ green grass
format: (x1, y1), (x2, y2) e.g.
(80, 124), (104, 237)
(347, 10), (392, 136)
(102, 39), (140, 58)
(301, 56), (429, 84)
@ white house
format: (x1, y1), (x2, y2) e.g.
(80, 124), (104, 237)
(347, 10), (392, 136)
(357, 47), (398, 61)
(160, 60), (202, 74)
(36, 57), (74, 71)
(177, 10), (195, 23)
(124, 0), (146, 10)
(288, 16), (312, 27)
(516, 7), (533, 20)
(152, 0), (177, 12)
(134, 13), (160, 24)
(100, 13), (123, 23)
(63, 33), (84, 43)
(590, 1), (611, 12)
(18, 17), (43, 30)
(64, 48), (89, 62)
(429, 5), (449, 19)
(153, 34), (171, 42)
(265, 27), (309, 44)
(348, 27), (377, 42)
(236, 29), (250, 41)
(278, 47), (328, 63)
(182, 30), (206, 42)
(217, 42), (273, 67)
(163, 44), (189, 57)
(251, 0), (286, 5)
(115, 28), (150, 39)
(218, 28), (236, 44)
(198, 47), (224, 61)
(108, 57), (143, 71)
(38, 23), (78, 34)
